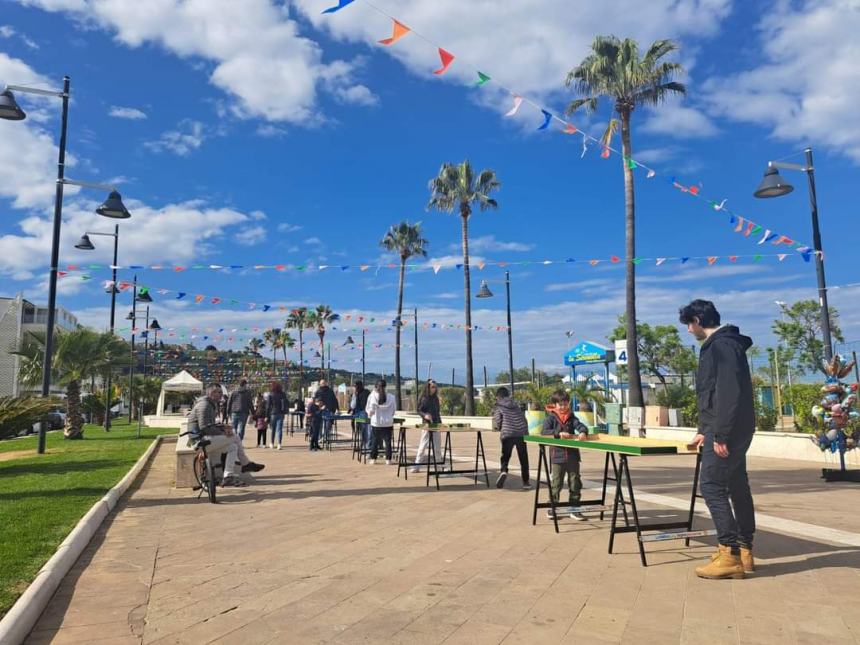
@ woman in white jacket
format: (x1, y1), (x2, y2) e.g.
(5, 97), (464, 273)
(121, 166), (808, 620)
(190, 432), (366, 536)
(365, 379), (396, 464)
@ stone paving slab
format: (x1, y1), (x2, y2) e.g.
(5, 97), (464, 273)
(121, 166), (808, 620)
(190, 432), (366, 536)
(24, 430), (860, 644)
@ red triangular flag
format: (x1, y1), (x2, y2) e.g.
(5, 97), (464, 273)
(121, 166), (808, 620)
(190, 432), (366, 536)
(433, 48), (455, 75)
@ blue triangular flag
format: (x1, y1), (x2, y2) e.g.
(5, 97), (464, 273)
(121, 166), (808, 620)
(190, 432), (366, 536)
(176, 292), (186, 299)
(537, 109), (552, 130)
(322, 0), (354, 13)
(681, 257), (690, 264)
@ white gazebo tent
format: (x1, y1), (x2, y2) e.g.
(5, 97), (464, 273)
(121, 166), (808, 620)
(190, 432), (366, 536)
(145, 370), (204, 428)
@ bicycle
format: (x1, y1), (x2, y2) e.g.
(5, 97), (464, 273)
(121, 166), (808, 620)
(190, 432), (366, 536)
(179, 431), (220, 503)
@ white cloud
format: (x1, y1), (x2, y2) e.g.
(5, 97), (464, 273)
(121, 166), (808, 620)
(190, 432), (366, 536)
(277, 222), (302, 233)
(256, 124), (287, 138)
(431, 292), (459, 299)
(0, 25), (39, 49)
(234, 225), (266, 246)
(108, 105), (147, 120)
(703, 0), (860, 162)
(305, 236), (323, 246)
(456, 235), (534, 254)
(330, 83), (379, 107)
(640, 99), (719, 138)
(20, 0), (376, 123)
(144, 120), (206, 156)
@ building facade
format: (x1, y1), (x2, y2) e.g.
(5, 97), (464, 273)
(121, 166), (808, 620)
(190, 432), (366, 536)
(0, 294), (79, 397)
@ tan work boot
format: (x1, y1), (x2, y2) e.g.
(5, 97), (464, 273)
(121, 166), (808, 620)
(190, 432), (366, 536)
(696, 550), (745, 579)
(710, 545), (755, 573)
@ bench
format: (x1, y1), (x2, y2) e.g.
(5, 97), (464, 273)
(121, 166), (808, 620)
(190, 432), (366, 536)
(174, 422), (255, 488)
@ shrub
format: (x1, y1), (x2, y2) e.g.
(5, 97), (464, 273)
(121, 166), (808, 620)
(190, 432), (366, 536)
(0, 396), (61, 440)
(439, 387), (465, 416)
(755, 399), (778, 432)
(656, 384), (696, 409)
(785, 383), (824, 433)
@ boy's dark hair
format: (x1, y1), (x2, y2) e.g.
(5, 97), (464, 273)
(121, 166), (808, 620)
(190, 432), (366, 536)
(495, 387), (510, 398)
(679, 299), (721, 328)
(551, 389), (571, 404)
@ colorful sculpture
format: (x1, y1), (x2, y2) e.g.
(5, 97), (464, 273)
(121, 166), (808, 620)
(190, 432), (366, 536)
(811, 355), (859, 453)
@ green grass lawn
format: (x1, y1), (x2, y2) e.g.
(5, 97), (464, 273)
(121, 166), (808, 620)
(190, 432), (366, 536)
(0, 421), (177, 618)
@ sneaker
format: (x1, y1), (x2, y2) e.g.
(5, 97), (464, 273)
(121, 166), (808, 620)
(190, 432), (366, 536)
(221, 475), (248, 487)
(368, 459), (376, 465)
(546, 508), (557, 519)
(410, 466), (421, 473)
(521, 481), (532, 490)
(276, 444), (282, 451)
(495, 472), (508, 489)
(385, 459), (392, 465)
(570, 511), (587, 521)
(241, 462), (265, 473)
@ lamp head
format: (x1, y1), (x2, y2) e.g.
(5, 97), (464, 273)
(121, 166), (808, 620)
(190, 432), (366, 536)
(149, 319), (161, 331)
(475, 281), (494, 299)
(125, 310), (135, 321)
(0, 89), (26, 121)
(135, 290), (153, 303)
(344, 336), (355, 345)
(74, 234), (95, 250)
(754, 166), (794, 199)
(96, 190), (131, 219)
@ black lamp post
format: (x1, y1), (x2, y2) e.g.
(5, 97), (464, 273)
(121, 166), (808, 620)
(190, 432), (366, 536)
(475, 271), (515, 396)
(75, 226), (121, 431)
(2, 79), (132, 453)
(754, 147), (833, 361)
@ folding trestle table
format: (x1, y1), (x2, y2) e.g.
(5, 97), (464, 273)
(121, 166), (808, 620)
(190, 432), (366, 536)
(321, 413), (354, 451)
(396, 425), (490, 490)
(525, 434), (713, 566)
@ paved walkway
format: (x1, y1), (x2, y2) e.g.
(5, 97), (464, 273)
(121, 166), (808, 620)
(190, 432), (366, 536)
(25, 430), (860, 644)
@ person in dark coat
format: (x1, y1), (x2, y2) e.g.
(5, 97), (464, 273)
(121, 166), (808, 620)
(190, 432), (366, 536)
(316, 379), (339, 443)
(680, 299), (755, 580)
(350, 381), (371, 449)
(226, 379), (254, 441)
(412, 380), (443, 471)
(492, 387), (530, 489)
(541, 389), (589, 520)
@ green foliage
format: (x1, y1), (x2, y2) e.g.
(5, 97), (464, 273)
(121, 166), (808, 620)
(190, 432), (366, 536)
(681, 396), (699, 428)
(608, 314), (697, 386)
(773, 300), (843, 375)
(515, 384), (557, 410)
(755, 400), (778, 432)
(786, 383), (827, 433)
(495, 367), (564, 388)
(475, 389), (495, 416)
(656, 384), (696, 409)
(439, 387), (465, 415)
(0, 397), (60, 440)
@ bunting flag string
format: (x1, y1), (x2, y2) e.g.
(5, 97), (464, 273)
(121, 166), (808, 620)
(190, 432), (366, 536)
(56, 248), (821, 278)
(322, 0), (812, 258)
(378, 19), (410, 45)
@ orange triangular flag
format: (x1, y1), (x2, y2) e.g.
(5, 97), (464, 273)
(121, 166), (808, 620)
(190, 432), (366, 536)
(433, 48), (455, 75)
(379, 19), (410, 45)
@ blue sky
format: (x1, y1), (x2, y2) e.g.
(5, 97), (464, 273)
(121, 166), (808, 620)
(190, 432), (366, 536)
(1, 0), (859, 379)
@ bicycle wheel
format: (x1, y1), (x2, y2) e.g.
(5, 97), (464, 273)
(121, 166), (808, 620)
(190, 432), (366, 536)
(193, 451), (206, 490)
(204, 457), (218, 503)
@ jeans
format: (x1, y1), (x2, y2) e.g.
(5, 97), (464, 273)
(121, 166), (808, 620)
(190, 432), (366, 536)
(414, 430), (442, 464)
(269, 415), (284, 445)
(371, 426), (393, 461)
(362, 422), (373, 449)
(231, 411), (248, 440)
(202, 433), (250, 478)
(700, 432), (756, 548)
(500, 436), (530, 483)
(550, 461), (582, 506)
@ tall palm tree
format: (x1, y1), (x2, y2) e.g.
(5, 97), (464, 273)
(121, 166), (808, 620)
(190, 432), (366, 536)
(262, 328), (281, 379)
(565, 36), (685, 409)
(306, 305), (340, 376)
(428, 160), (500, 416)
(286, 307), (309, 390)
(381, 221), (429, 409)
(246, 337), (264, 375)
(278, 329), (295, 386)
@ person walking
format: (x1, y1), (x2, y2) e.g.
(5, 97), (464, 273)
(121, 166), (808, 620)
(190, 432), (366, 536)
(315, 378), (339, 444)
(492, 387), (531, 489)
(252, 393), (268, 448)
(350, 381), (371, 450)
(412, 380), (442, 472)
(366, 379), (396, 465)
(266, 381), (289, 450)
(680, 299), (756, 579)
(226, 379), (253, 441)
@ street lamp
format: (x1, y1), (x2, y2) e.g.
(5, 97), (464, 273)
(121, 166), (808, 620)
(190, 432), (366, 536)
(75, 226), (121, 431)
(755, 147), (833, 361)
(475, 271), (515, 396)
(2, 78), (133, 454)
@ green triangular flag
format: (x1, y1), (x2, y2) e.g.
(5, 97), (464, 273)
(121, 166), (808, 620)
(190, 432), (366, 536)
(475, 71), (491, 86)
(632, 257), (642, 265)
(751, 225), (762, 235)
(753, 254), (762, 262)
(626, 157), (638, 170)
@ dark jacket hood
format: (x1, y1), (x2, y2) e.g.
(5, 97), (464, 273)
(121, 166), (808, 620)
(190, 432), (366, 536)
(702, 325), (753, 353)
(495, 396), (520, 413)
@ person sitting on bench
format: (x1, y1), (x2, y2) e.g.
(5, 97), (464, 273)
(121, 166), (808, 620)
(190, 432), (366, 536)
(188, 384), (265, 487)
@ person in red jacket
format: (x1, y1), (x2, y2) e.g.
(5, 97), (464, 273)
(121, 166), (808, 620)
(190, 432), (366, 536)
(541, 389), (589, 520)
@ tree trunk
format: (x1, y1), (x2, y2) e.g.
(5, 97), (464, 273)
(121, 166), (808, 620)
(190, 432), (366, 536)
(319, 332), (325, 373)
(460, 208), (475, 416)
(394, 257), (406, 410)
(620, 110), (644, 408)
(282, 347), (288, 391)
(64, 379), (84, 439)
(298, 328), (304, 393)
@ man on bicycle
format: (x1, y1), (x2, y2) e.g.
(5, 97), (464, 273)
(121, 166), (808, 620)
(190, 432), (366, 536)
(188, 384), (264, 487)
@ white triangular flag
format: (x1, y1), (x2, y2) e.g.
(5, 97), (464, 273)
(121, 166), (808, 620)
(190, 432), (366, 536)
(432, 263), (442, 274)
(505, 95), (523, 117)
(758, 229), (771, 245)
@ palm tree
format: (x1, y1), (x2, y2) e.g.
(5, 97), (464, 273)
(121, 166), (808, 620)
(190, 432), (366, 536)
(428, 160), (500, 416)
(286, 307), (309, 390)
(306, 305), (340, 376)
(381, 221), (429, 409)
(565, 36), (685, 409)
(262, 328), (281, 378)
(278, 329), (295, 386)
(246, 337), (264, 375)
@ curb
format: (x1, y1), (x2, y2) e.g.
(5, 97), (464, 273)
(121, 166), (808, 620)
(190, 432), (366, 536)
(0, 435), (165, 645)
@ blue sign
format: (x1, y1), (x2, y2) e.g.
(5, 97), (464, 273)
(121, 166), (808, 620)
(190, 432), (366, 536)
(564, 341), (612, 366)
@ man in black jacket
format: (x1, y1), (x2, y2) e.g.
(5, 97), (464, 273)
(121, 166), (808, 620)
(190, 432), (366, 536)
(680, 299), (755, 579)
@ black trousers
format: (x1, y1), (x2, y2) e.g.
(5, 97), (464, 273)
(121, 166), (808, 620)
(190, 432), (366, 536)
(256, 426), (267, 446)
(500, 436), (530, 483)
(700, 432), (756, 547)
(371, 426), (393, 460)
